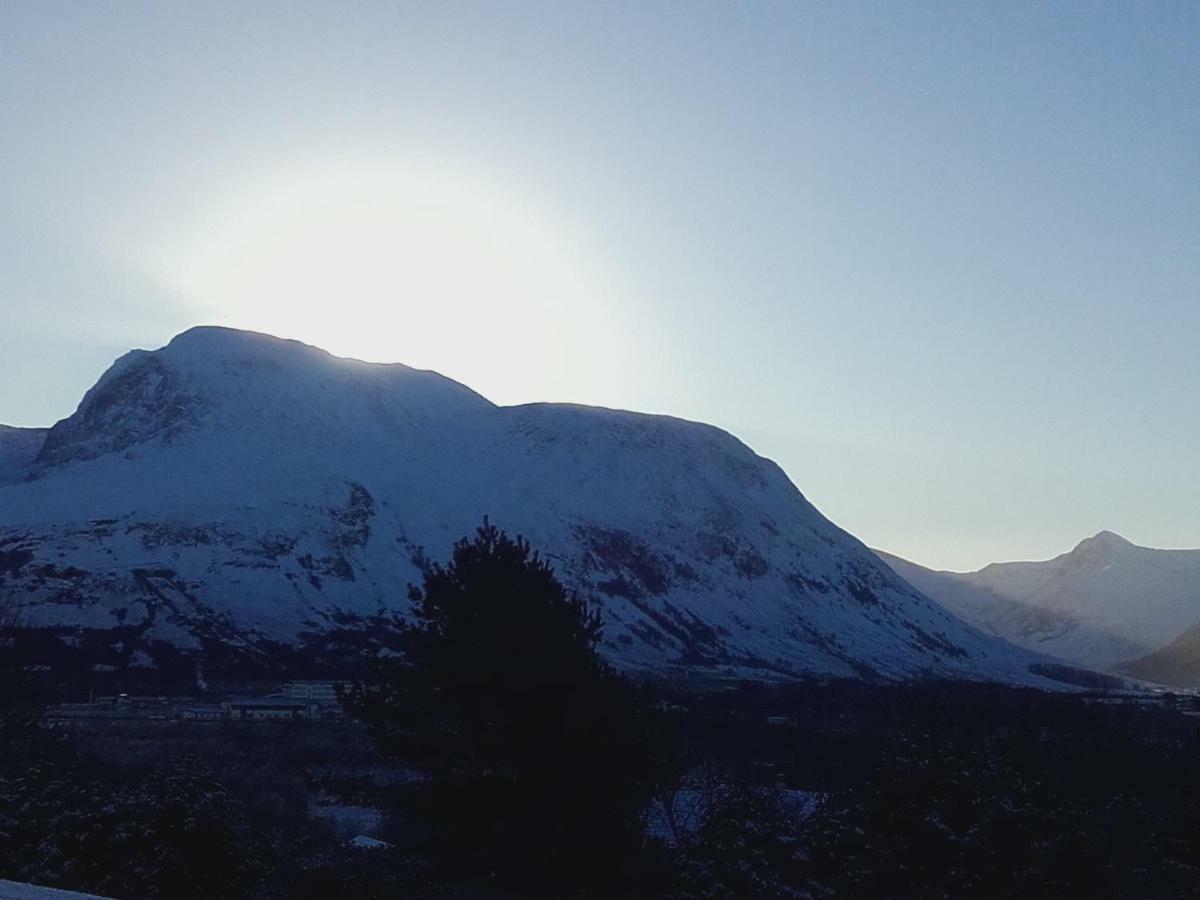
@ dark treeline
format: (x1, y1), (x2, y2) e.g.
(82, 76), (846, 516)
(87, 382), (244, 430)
(668, 681), (1200, 899)
(2, 524), (1200, 898)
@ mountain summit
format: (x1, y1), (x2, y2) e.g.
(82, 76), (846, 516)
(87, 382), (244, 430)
(1070, 530), (1136, 558)
(0, 327), (1043, 683)
(34, 326), (492, 468)
(880, 534), (1200, 673)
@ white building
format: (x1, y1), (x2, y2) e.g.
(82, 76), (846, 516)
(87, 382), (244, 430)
(222, 697), (315, 720)
(282, 680), (344, 704)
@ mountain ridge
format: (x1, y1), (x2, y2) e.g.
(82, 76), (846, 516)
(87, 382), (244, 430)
(1118, 622), (1200, 687)
(0, 425), (48, 480)
(879, 534), (1200, 674)
(0, 326), (1050, 685)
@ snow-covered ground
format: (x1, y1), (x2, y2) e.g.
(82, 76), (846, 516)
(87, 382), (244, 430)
(0, 880), (114, 900)
(309, 800), (384, 840)
(646, 787), (823, 846)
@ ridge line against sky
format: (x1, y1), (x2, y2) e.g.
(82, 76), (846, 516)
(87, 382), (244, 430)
(1, 1), (1196, 570)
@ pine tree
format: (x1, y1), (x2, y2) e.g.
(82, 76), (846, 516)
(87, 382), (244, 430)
(349, 519), (671, 897)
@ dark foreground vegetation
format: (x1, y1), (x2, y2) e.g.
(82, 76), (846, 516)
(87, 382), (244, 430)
(3, 523), (1200, 899)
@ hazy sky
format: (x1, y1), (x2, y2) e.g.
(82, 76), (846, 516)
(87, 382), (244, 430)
(1, 2), (1196, 570)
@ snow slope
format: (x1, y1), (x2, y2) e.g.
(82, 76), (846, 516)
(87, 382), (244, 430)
(0, 426), (47, 480)
(878, 533), (1200, 672)
(0, 327), (1047, 683)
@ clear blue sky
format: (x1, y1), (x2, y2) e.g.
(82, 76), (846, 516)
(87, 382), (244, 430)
(1, 1), (1196, 570)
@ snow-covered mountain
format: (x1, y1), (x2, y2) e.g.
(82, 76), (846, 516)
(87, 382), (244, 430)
(0, 327), (1047, 684)
(878, 533), (1200, 672)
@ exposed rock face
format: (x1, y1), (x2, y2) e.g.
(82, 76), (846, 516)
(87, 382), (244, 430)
(37, 354), (207, 466)
(0, 327), (1044, 683)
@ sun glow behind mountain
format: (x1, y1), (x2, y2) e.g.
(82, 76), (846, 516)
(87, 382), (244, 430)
(172, 166), (630, 404)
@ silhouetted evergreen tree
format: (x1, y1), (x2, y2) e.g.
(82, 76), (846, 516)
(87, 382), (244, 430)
(349, 519), (672, 898)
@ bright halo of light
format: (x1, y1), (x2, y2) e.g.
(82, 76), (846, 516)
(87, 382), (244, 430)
(171, 166), (630, 405)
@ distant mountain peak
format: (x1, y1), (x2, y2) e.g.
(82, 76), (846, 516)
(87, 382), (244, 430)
(1072, 530), (1134, 555)
(169, 323), (273, 345)
(880, 529), (1200, 678)
(32, 326), (494, 468)
(164, 324), (341, 362)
